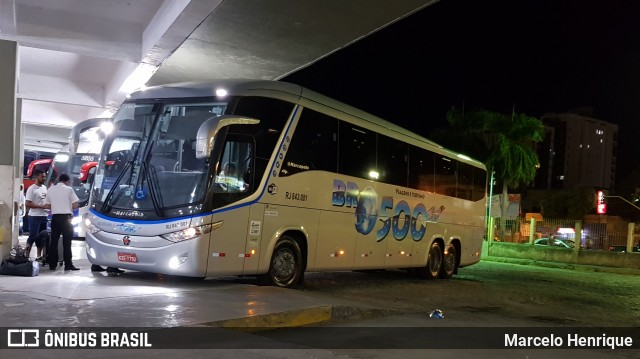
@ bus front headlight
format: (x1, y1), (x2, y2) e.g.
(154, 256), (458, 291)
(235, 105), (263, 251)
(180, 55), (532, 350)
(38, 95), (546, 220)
(161, 224), (212, 242)
(84, 218), (100, 234)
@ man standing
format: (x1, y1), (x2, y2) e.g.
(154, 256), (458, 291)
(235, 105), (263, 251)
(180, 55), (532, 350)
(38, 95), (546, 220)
(45, 173), (80, 270)
(24, 169), (48, 260)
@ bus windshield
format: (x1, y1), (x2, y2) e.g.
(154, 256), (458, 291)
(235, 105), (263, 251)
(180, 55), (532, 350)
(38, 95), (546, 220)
(69, 153), (98, 206)
(92, 102), (227, 216)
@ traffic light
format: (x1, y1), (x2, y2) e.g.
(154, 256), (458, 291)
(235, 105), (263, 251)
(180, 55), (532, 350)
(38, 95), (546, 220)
(596, 190), (607, 214)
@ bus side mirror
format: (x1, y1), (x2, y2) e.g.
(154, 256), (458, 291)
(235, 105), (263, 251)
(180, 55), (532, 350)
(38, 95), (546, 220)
(195, 115), (260, 159)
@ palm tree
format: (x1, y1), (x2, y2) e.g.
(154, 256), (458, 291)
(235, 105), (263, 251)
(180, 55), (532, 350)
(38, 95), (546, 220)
(431, 108), (544, 239)
(483, 111), (544, 220)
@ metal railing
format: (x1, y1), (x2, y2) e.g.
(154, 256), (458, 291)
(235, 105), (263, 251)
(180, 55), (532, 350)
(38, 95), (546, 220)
(492, 216), (640, 252)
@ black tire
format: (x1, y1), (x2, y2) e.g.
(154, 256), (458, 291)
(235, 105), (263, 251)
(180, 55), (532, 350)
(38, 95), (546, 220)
(261, 236), (304, 288)
(439, 243), (458, 279)
(418, 242), (443, 279)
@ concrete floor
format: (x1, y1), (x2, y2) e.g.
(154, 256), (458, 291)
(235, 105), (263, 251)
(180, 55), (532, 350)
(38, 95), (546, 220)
(2, 238), (639, 358)
(0, 236), (350, 328)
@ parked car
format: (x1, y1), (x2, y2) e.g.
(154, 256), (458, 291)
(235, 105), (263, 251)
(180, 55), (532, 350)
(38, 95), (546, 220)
(534, 237), (575, 249)
(608, 244), (640, 252)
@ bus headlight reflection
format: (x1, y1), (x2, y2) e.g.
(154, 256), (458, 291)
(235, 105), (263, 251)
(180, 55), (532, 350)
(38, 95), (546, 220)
(161, 224), (212, 242)
(169, 253), (188, 269)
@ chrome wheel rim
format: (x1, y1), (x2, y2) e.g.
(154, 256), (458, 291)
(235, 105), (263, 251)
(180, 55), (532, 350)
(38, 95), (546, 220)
(443, 247), (456, 274)
(428, 246), (442, 276)
(272, 249), (295, 283)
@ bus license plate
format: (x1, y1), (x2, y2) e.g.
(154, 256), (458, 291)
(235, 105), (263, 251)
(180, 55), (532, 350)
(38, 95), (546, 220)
(117, 252), (138, 263)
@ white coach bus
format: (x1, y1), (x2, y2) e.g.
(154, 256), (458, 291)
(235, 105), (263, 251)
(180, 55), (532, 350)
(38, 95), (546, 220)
(84, 80), (486, 288)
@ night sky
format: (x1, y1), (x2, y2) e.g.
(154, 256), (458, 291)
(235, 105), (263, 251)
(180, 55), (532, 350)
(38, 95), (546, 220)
(283, 0), (640, 183)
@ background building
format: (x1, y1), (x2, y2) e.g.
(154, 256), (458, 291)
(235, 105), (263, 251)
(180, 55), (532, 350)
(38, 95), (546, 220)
(538, 110), (618, 191)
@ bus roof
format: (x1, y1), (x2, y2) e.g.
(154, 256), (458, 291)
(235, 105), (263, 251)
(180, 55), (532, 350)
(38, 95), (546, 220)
(129, 79), (485, 169)
(128, 79), (303, 100)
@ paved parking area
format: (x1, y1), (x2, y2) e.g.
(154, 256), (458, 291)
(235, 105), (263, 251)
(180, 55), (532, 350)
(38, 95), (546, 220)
(1, 237), (353, 328)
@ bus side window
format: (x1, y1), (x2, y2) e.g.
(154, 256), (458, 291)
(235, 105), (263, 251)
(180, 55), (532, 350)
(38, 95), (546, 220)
(85, 167), (97, 190)
(457, 161), (474, 200)
(435, 156), (457, 197)
(338, 122), (376, 179)
(472, 167), (487, 201)
(281, 108), (338, 177)
(214, 137), (253, 195)
(377, 135), (408, 187)
(409, 146), (435, 193)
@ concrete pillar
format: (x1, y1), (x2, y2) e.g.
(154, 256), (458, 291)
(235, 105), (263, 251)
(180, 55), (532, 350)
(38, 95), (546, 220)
(528, 218), (536, 244)
(574, 220), (582, 255)
(627, 222), (636, 253)
(0, 39), (19, 259)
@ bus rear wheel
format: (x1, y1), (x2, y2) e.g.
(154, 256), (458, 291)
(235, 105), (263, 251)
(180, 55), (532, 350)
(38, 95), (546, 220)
(418, 242), (443, 280)
(439, 243), (457, 279)
(262, 236), (303, 288)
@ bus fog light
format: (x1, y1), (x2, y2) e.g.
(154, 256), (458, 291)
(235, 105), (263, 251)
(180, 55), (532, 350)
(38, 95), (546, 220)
(169, 253), (188, 269)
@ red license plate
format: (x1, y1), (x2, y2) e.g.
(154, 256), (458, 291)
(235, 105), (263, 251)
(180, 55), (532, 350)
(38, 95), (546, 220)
(117, 252), (138, 263)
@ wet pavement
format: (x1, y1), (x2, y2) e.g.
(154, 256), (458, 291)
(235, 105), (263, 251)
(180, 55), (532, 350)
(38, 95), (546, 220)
(2, 237), (640, 358)
(2, 236), (638, 329)
(0, 237), (357, 329)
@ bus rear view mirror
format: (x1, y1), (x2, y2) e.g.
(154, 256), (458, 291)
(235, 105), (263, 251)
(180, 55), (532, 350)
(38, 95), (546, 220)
(195, 115), (260, 159)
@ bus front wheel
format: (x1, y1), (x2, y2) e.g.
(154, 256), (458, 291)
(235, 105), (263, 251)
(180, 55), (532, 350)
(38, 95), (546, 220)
(439, 243), (457, 279)
(418, 242), (443, 280)
(262, 236), (303, 288)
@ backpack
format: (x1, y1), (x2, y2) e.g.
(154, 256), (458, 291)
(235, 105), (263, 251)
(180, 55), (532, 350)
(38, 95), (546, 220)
(9, 245), (29, 263)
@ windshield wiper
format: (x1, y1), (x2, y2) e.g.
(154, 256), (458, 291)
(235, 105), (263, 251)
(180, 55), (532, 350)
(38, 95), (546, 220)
(142, 162), (164, 217)
(100, 160), (133, 213)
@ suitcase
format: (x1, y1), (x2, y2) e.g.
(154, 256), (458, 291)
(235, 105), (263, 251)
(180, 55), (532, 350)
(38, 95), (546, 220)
(0, 259), (38, 277)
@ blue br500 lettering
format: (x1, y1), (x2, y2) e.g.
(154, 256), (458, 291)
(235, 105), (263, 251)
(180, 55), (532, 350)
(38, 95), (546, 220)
(332, 179), (444, 242)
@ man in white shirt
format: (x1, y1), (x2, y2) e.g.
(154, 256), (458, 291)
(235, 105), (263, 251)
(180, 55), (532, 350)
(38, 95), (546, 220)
(45, 173), (80, 270)
(25, 169), (48, 260)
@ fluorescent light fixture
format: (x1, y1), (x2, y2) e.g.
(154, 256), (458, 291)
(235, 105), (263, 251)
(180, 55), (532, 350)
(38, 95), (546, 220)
(118, 63), (157, 94)
(368, 170), (379, 179)
(215, 88), (228, 97)
(55, 154), (69, 162)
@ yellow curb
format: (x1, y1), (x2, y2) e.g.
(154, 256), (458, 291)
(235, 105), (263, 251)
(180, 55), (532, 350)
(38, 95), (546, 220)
(207, 305), (333, 329)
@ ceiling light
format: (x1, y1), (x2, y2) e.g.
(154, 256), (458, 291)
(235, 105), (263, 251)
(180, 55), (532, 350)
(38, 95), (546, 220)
(118, 63), (157, 94)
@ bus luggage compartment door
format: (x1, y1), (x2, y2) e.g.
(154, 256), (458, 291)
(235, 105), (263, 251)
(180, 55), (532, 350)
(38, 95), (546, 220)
(205, 206), (250, 276)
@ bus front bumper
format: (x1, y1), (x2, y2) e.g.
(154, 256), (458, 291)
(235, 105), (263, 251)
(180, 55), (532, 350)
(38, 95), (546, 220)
(85, 231), (208, 277)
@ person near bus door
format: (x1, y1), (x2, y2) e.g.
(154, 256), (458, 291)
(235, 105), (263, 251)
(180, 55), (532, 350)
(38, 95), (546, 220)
(44, 173), (80, 270)
(24, 169), (48, 260)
